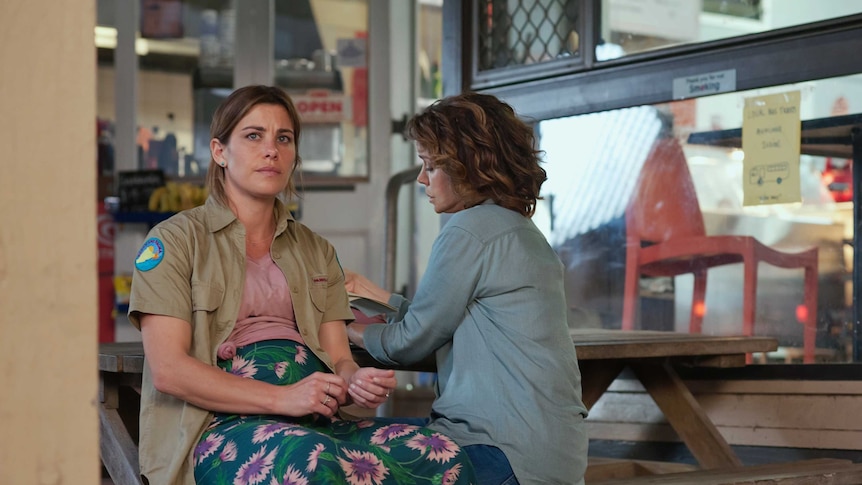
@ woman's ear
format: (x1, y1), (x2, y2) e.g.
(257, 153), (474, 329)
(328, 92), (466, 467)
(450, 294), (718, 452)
(210, 138), (226, 167)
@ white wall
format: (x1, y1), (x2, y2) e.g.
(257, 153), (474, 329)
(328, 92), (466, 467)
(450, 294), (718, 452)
(97, 67), (195, 164)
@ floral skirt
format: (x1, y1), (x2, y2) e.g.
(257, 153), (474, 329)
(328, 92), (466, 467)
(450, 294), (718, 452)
(193, 339), (475, 485)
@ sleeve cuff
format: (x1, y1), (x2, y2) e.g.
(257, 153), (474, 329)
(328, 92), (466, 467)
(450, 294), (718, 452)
(362, 323), (398, 366)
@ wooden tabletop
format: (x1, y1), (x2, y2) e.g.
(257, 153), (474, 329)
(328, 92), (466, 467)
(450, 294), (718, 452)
(569, 328), (777, 360)
(99, 329), (777, 374)
(99, 342), (146, 374)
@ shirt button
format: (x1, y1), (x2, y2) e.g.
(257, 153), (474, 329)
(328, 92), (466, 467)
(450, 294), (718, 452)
(272, 252), (280, 259)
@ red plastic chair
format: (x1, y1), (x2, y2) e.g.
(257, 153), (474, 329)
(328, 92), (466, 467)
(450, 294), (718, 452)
(621, 138), (819, 362)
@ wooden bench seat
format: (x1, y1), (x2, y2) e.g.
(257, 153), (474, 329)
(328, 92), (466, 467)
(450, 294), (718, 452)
(587, 458), (862, 484)
(586, 457), (699, 482)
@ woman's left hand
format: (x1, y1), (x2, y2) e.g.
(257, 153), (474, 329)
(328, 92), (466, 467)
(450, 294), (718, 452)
(347, 367), (397, 408)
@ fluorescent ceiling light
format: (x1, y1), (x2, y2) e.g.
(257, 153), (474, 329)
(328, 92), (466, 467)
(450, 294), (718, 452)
(95, 26), (149, 55)
(95, 26), (200, 57)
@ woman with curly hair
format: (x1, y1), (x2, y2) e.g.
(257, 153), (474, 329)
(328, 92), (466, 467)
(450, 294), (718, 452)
(346, 92), (589, 485)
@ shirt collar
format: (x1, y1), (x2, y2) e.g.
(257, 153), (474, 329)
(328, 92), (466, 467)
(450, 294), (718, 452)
(273, 198), (296, 237)
(204, 196), (296, 236)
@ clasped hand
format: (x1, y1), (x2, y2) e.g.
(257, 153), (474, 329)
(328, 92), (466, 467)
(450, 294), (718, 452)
(282, 368), (396, 418)
(347, 367), (397, 409)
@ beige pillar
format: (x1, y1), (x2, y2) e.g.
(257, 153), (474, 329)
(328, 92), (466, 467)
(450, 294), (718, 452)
(0, 1), (98, 484)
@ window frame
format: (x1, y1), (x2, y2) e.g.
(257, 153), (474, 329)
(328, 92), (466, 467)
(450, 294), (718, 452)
(443, 0), (862, 363)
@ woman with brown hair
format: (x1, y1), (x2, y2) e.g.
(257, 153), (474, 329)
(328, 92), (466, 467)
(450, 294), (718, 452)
(128, 85), (475, 485)
(346, 92), (589, 485)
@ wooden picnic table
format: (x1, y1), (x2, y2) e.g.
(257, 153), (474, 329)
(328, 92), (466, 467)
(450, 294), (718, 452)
(99, 329), (777, 485)
(566, 329), (776, 471)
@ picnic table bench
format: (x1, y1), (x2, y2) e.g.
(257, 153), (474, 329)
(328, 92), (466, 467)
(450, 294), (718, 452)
(100, 329), (781, 484)
(586, 457), (862, 484)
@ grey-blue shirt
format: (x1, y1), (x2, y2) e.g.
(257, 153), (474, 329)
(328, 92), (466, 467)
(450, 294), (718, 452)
(364, 203), (589, 484)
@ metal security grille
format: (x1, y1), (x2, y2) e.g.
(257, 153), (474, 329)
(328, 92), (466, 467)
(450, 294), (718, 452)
(478, 0), (580, 71)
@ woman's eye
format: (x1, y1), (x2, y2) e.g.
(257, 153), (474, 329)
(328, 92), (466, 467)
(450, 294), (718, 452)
(278, 135), (293, 143)
(247, 133), (260, 140)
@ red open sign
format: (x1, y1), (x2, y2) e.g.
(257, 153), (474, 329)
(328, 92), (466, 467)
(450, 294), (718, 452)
(293, 92), (349, 124)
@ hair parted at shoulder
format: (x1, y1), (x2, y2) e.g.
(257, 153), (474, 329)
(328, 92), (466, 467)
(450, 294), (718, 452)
(405, 91), (547, 217)
(205, 85), (304, 205)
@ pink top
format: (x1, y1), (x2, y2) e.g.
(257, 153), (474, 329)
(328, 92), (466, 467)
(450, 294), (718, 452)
(217, 253), (304, 359)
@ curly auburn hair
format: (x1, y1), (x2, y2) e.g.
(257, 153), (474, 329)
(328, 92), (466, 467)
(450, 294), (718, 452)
(405, 92), (547, 217)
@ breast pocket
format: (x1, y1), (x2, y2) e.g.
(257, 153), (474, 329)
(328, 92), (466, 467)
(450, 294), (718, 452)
(308, 276), (327, 322)
(309, 286), (327, 319)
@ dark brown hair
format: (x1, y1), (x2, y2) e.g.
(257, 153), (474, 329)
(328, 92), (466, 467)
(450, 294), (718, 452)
(205, 85), (303, 205)
(405, 92), (546, 217)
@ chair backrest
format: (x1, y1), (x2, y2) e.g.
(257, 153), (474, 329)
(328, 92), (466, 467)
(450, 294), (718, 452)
(626, 137), (706, 243)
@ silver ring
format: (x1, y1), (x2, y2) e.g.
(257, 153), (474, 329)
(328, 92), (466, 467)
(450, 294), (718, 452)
(385, 392), (390, 398)
(323, 395), (331, 405)
(326, 382), (331, 394)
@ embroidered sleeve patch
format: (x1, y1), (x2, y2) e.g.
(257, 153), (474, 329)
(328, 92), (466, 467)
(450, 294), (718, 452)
(135, 237), (165, 272)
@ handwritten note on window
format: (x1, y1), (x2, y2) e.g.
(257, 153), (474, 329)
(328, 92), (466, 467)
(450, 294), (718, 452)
(741, 91), (801, 206)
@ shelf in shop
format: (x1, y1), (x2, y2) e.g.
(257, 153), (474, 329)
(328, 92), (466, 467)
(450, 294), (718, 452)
(111, 211), (175, 226)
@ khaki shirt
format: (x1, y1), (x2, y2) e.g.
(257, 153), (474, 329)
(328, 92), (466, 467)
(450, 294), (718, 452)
(128, 197), (354, 485)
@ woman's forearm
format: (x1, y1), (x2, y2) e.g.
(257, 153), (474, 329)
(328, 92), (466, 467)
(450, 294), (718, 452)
(346, 322), (369, 349)
(152, 352), (283, 414)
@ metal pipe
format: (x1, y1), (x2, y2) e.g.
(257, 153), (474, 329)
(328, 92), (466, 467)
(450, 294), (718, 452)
(383, 165), (421, 292)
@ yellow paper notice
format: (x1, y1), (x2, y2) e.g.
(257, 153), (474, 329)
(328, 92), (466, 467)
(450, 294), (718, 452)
(742, 91), (801, 206)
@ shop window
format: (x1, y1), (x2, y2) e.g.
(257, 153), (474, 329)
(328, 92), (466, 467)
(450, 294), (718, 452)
(471, 0), (584, 88)
(598, 0), (862, 61)
(419, 0), (444, 102)
(477, 0), (581, 70)
(96, 0), (370, 183)
(536, 74), (862, 363)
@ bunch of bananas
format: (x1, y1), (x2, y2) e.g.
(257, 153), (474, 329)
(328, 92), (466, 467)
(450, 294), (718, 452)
(148, 182), (208, 212)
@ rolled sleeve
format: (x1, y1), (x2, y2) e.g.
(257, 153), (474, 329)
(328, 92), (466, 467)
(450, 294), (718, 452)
(363, 323), (399, 366)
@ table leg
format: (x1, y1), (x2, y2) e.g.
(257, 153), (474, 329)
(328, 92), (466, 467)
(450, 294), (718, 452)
(579, 360), (626, 410)
(631, 361), (741, 469)
(100, 371), (141, 485)
(100, 406), (142, 485)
